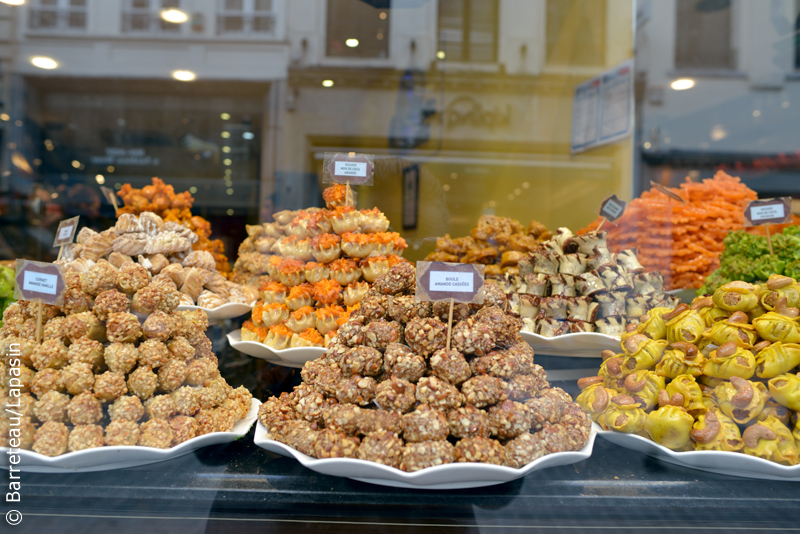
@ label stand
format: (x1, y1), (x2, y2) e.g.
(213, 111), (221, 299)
(595, 217), (607, 233)
(742, 197), (792, 256)
(35, 301), (43, 343)
(766, 225), (774, 255)
(446, 298), (454, 351)
(345, 181), (353, 207)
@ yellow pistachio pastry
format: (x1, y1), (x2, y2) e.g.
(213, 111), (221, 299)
(741, 416), (799, 466)
(702, 341), (756, 380)
(755, 341), (800, 379)
(703, 311), (757, 347)
(635, 306), (672, 340)
(598, 395), (647, 434)
(620, 334), (668, 374)
(690, 409), (743, 452)
(575, 381), (617, 419)
(665, 374), (706, 414)
(656, 342), (706, 379)
(758, 274), (800, 311)
(712, 281), (760, 313)
(645, 405), (695, 450)
(768, 373), (800, 411)
(715, 376), (769, 425)
(753, 306), (800, 344)
(619, 370), (664, 412)
(663, 304), (706, 344)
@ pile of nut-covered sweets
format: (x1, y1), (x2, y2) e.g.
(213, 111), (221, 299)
(258, 263), (591, 471)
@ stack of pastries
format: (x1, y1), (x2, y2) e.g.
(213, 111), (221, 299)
(577, 274), (800, 465)
(58, 212), (258, 310)
(425, 215), (553, 277)
(500, 228), (679, 337)
(0, 264), (253, 456)
(258, 263), (592, 471)
(240, 184), (409, 349)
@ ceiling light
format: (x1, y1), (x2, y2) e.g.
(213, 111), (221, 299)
(223, 158), (232, 166)
(160, 8), (188, 23)
(345, 38), (359, 48)
(31, 56), (58, 70)
(322, 80), (334, 88)
(95, 174), (105, 184)
(670, 78), (695, 91)
(0, 114), (8, 121)
(0, 1), (25, 6)
(242, 132), (254, 140)
(379, 12), (387, 19)
(220, 113), (230, 120)
(221, 131), (231, 138)
(436, 51), (446, 60)
(71, 160), (80, 168)
(172, 70), (196, 82)
(222, 146), (231, 153)
(752, 110), (761, 117)
(227, 209), (234, 215)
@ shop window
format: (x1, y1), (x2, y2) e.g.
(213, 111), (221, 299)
(122, 0), (182, 34)
(437, 0), (498, 63)
(29, 0), (87, 31)
(326, 0), (390, 59)
(675, 0), (735, 70)
(217, 0), (276, 36)
(545, 0), (606, 67)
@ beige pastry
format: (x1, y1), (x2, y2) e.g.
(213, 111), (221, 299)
(203, 271), (230, 298)
(81, 233), (114, 262)
(115, 213), (144, 234)
(163, 222), (199, 244)
(144, 231), (191, 255)
(182, 251), (216, 271)
(112, 233), (148, 256)
(181, 268), (211, 302)
(65, 258), (94, 274)
(161, 263), (186, 287)
(138, 212), (165, 235)
(197, 290), (226, 309)
(178, 293), (194, 306)
(107, 252), (133, 269)
(76, 227), (98, 245)
(144, 254), (169, 275)
(227, 285), (248, 304)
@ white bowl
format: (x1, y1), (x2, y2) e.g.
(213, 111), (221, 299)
(227, 329), (326, 368)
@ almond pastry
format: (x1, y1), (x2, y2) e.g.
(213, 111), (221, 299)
(182, 250), (216, 271)
(144, 231), (191, 255)
(138, 212), (165, 235)
(196, 290), (226, 309)
(115, 213), (144, 234)
(81, 233), (114, 262)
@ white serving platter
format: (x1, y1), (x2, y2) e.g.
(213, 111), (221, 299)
(177, 302), (253, 324)
(599, 429), (800, 481)
(254, 421), (599, 490)
(227, 329), (326, 369)
(1, 399), (260, 473)
(520, 331), (619, 358)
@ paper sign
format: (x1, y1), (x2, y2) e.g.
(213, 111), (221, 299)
(596, 193), (627, 224)
(416, 261), (485, 304)
(100, 186), (119, 210)
(571, 60), (633, 154)
(53, 216), (80, 247)
(14, 260), (65, 305)
(744, 197), (792, 227)
(650, 181), (687, 204)
(323, 152), (374, 186)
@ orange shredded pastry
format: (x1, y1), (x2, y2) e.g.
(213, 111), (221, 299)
(313, 279), (343, 304)
(288, 283), (315, 300)
(260, 280), (288, 295)
(297, 328), (324, 345)
(290, 306), (315, 320)
(278, 258), (306, 275)
(323, 184), (348, 207)
(310, 233), (341, 248)
(579, 171), (757, 290)
(329, 258), (359, 273)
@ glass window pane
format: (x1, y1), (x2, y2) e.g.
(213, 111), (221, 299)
(68, 12), (86, 28)
(254, 0), (272, 12)
(252, 15), (273, 32)
(130, 13), (149, 30)
(675, 0), (734, 69)
(70, 0), (87, 7)
(38, 11), (58, 28)
(132, 0), (149, 9)
(326, 0), (390, 58)
(40, 0), (58, 6)
(546, 0), (606, 66)
(224, 0), (243, 11)
(222, 15), (244, 32)
(162, 0), (180, 8)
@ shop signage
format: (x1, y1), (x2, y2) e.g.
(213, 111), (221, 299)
(53, 216), (79, 247)
(444, 96), (511, 130)
(416, 261), (485, 304)
(596, 194), (627, 224)
(14, 260), (65, 305)
(744, 197), (792, 226)
(323, 152), (375, 186)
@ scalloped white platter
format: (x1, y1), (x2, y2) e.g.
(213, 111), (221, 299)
(227, 329), (326, 369)
(520, 331), (619, 358)
(254, 421), (599, 490)
(177, 302), (253, 325)
(0, 399), (261, 473)
(599, 429), (800, 481)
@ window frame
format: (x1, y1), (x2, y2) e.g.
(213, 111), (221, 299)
(28, 0), (88, 32)
(436, 0), (500, 64)
(216, 0), (278, 37)
(121, 0), (184, 35)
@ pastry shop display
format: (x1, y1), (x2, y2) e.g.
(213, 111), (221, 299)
(424, 215), (552, 277)
(115, 178), (230, 276)
(501, 228), (679, 338)
(56, 212), (258, 312)
(0, 264), (15, 329)
(238, 184), (410, 350)
(580, 172), (757, 290)
(700, 226), (800, 295)
(256, 262), (593, 473)
(0, 269), (254, 457)
(577, 274), (800, 467)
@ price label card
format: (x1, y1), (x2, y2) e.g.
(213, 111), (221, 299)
(323, 152), (375, 186)
(744, 197), (792, 227)
(100, 186), (119, 210)
(415, 261), (485, 304)
(650, 181), (687, 204)
(14, 259), (66, 305)
(53, 216), (80, 247)
(596, 193), (627, 224)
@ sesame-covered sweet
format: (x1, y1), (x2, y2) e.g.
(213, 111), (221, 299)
(167, 336), (195, 361)
(461, 375), (507, 408)
(387, 295), (432, 323)
(31, 339), (69, 370)
(68, 390), (103, 424)
(67, 337), (104, 370)
(452, 317), (495, 356)
(415, 376), (463, 411)
(313, 428), (360, 458)
(33, 391), (70, 423)
(454, 436), (505, 465)
(357, 409), (402, 435)
(375, 378), (416, 413)
(335, 375), (376, 406)
(357, 430), (403, 468)
(68, 424), (105, 452)
(402, 404), (448, 442)
(32, 421), (69, 457)
(507, 340), (536, 374)
(194, 408), (220, 436)
(170, 386), (199, 416)
(300, 358), (341, 397)
(127, 366), (158, 400)
(383, 343), (426, 382)
(474, 305), (519, 348)
(432, 301), (471, 323)
(507, 371), (548, 402)
(273, 419), (319, 456)
(104, 420), (140, 446)
(118, 262), (151, 294)
(488, 400), (532, 439)
(94, 371), (128, 401)
(157, 360), (188, 393)
(430, 349), (471, 385)
(30, 368), (64, 398)
(290, 384), (327, 423)
(448, 404), (491, 439)
(0, 417), (35, 449)
(340, 346), (383, 376)
(138, 419), (173, 448)
(169, 415), (198, 445)
(106, 312), (142, 343)
(337, 318), (365, 347)
(145, 395), (177, 420)
(142, 310), (174, 341)
(104, 342), (139, 374)
(93, 289), (130, 321)
(364, 319), (403, 351)
(184, 358), (217, 386)
(404, 317), (447, 356)
(64, 311), (105, 342)
(400, 440), (455, 472)
(109, 395), (144, 422)
(225, 386), (253, 420)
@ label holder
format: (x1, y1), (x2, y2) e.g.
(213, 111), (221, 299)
(743, 197), (793, 255)
(53, 215), (80, 260)
(595, 192), (627, 232)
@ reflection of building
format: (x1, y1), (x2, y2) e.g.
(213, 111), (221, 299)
(636, 0), (800, 197)
(1, 0), (636, 262)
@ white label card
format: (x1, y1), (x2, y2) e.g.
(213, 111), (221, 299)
(603, 199), (624, 218)
(58, 225), (73, 240)
(334, 161), (368, 178)
(430, 271), (474, 293)
(23, 271), (58, 295)
(750, 204), (785, 222)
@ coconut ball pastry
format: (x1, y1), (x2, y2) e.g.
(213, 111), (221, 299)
(258, 263), (592, 471)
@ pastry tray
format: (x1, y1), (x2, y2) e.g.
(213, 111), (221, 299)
(520, 331), (619, 358)
(227, 329), (325, 368)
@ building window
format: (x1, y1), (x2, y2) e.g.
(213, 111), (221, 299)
(675, 0), (735, 70)
(545, 0), (606, 67)
(122, 0), (182, 34)
(29, 0), (87, 31)
(217, 0), (276, 36)
(437, 0), (498, 62)
(326, 0), (390, 58)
